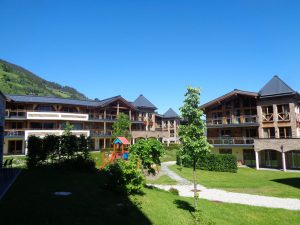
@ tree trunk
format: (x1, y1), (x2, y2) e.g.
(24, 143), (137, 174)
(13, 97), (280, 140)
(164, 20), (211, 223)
(193, 159), (197, 210)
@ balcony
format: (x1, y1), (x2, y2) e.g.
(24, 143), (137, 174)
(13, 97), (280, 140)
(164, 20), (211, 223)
(4, 130), (25, 138)
(90, 130), (112, 137)
(206, 115), (258, 128)
(278, 113), (290, 122)
(208, 137), (255, 147)
(5, 110), (90, 121)
(262, 113), (274, 122)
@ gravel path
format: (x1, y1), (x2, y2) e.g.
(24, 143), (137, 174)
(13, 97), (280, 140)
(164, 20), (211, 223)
(149, 161), (300, 211)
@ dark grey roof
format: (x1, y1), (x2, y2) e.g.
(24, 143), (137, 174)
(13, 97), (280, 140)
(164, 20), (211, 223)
(5, 94), (132, 108)
(6, 94), (99, 107)
(259, 75), (297, 98)
(163, 108), (179, 118)
(133, 95), (157, 109)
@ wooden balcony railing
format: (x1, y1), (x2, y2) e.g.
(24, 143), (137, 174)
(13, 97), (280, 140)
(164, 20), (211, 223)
(207, 137), (255, 145)
(278, 113), (290, 121)
(262, 113), (274, 122)
(206, 115), (258, 126)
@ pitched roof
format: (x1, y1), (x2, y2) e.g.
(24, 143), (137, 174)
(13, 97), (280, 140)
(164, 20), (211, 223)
(133, 95), (157, 109)
(5, 94), (135, 108)
(6, 94), (99, 107)
(259, 75), (297, 98)
(163, 108), (179, 118)
(200, 89), (258, 109)
(114, 137), (130, 145)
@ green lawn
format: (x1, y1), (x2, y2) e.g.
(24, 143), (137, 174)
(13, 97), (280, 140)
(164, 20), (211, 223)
(3, 155), (26, 168)
(161, 148), (177, 162)
(170, 165), (300, 198)
(147, 175), (177, 185)
(90, 151), (103, 167)
(0, 169), (299, 225)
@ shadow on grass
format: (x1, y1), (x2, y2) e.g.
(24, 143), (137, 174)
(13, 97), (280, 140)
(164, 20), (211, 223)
(173, 199), (195, 212)
(271, 178), (300, 189)
(0, 168), (152, 225)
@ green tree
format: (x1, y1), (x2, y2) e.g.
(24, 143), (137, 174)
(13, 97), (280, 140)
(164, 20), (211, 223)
(178, 87), (211, 210)
(112, 112), (131, 140)
(130, 139), (165, 175)
(63, 122), (73, 136)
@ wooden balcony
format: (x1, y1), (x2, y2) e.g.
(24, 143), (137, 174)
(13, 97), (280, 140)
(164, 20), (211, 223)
(278, 113), (290, 122)
(262, 113), (274, 122)
(206, 115), (258, 128)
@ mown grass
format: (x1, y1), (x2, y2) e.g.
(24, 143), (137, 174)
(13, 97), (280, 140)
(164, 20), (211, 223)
(147, 175), (177, 185)
(161, 147), (178, 162)
(0, 169), (299, 225)
(170, 165), (300, 198)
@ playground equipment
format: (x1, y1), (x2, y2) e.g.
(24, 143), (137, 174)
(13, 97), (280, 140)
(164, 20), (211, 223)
(99, 137), (130, 169)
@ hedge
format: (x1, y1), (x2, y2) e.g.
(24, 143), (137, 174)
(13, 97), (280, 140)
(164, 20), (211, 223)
(177, 153), (238, 173)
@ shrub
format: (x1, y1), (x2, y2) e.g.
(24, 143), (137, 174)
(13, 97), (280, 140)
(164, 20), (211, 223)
(43, 135), (60, 162)
(169, 188), (179, 195)
(101, 159), (145, 195)
(60, 134), (78, 158)
(178, 153), (237, 173)
(26, 136), (44, 168)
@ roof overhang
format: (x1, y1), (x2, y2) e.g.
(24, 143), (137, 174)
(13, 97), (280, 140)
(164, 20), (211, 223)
(200, 90), (258, 110)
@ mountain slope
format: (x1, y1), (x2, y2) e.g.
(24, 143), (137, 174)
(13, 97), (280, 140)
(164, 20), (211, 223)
(0, 59), (88, 100)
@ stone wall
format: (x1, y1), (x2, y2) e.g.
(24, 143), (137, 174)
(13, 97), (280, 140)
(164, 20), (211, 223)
(254, 139), (300, 152)
(131, 130), (169, 139)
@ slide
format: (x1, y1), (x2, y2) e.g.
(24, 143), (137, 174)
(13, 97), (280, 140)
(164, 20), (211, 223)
(99, 151), (116, 169)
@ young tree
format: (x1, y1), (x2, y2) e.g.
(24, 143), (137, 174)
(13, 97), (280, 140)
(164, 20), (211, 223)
(63, 122), (74, 136)
(178, 87), (211, 210)
(112, 112), (131, 140)
(130, 138), (165, 175)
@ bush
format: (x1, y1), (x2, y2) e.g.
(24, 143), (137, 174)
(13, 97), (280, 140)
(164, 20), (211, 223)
(27, 136), (44, 168)
(177, 153), (237, 173)
(26, 134), (94, 171)
(169, 188), (179, 195)
(101, 159), (145, 195)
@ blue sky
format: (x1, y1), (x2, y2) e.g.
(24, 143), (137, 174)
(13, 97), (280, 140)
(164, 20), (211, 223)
(1, 0), (300, 114)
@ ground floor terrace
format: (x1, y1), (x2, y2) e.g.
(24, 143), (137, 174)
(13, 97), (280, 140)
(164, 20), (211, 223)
(211, 146), (300, 171)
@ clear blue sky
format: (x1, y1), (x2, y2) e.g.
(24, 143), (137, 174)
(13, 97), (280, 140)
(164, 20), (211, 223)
(1, 0), (300, 114)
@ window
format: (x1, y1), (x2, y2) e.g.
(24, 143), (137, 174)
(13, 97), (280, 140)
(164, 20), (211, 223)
(219, 149), (232, 154)
(30, 122), (55, 129)
(279, 127), (292, 138)
(8, 140), (23, 154)
(221, 130), (232, 137)
(61, 107), (78, 113)
(263, 128), (275, 138)
(243, 149), (256, 166)
(36, 105), (54, 112)
(11, 122), (23, 129)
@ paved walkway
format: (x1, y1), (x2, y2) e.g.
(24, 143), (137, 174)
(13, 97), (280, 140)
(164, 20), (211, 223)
(150, 162), (300, 211)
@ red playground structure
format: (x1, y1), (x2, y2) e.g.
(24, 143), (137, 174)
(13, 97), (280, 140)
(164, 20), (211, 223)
(99, 137), (130, 169)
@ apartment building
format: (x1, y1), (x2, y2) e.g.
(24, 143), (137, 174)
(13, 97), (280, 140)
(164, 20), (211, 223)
(0, 92), (5, 166)
(3, 93), (179, 155)
(201, 76), (300, 171)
